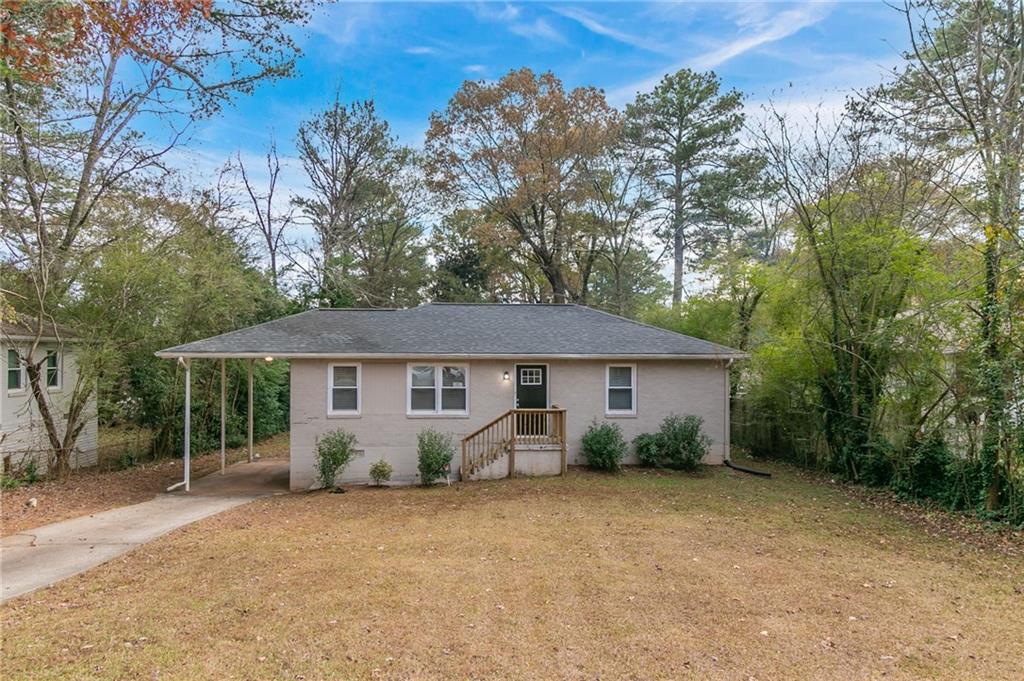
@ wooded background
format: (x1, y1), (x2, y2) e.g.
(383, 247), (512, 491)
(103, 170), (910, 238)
(1, 1), (1021, 523)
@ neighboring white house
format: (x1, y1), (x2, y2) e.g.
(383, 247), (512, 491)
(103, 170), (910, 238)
(157, 303), (745, 491)
(1, 317), (98, 475)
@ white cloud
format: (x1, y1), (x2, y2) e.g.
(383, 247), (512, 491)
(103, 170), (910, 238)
(471, 3), (564, 44)
(471, 2), (521, 23)
(305, 3), (379, 48)
(690, 4), (831, 71)
(405, 46), (437, 55)
(605, 2), (831, 105)
(508, 17), (565, 43)
(463, 64), (488, 75)
(550, 5), (670, 54)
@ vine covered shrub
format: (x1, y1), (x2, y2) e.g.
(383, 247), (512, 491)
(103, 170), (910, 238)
(657, 414), (711, 471)
(316, 429), (358, 489)
(582, 421), (627, 472)
(892, 434), (952, 501)
(633, 433), (661, 467)
(369, 458), (393, 486)
(417, 429), (454, 485)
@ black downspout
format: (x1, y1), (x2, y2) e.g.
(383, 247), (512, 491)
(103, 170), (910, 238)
(725, 459), (771, 478)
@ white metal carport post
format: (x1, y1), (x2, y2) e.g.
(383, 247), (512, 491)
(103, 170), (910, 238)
(220, 358), (227, 474)
(181, 357), (191, 492)
(247, 358), (254, 463)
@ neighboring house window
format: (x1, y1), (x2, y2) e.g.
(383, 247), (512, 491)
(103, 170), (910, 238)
(606, 364), (636, 415)
(46, 350), (61, 389)
(7, 349), (24, 392)
(408, 364), (469, 415)
(328, 364), (360, 415)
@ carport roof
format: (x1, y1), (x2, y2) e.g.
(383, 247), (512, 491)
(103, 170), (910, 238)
(155, 303), (744, 359)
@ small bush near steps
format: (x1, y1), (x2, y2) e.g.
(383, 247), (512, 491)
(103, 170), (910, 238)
(369, 458), (393, 486)
(581, 421), (627, 472)
(417, 429), (454, 485)
(316, 429), (358, 489)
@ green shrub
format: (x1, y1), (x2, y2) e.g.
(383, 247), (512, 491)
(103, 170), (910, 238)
(316, 429), (358, 489)
(1, 458), (41, 490)
(417, 429), (454, 485)
(633, 432), (661, 467)
(117, 451), (139, 471)
(657, 414), (711, 471)
(369, 458), (393, 486)
(892, 434), (952, 501)
(581, 421), (627, 472)
(20, 459), (40, 484)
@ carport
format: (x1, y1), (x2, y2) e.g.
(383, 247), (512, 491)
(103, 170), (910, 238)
(153, 354), (282, 493)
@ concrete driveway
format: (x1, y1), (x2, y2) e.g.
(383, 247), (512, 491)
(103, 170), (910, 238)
(1, 459), (289, 603)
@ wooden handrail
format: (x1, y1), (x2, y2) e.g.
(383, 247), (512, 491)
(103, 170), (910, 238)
(462, 408), (568, 479)
(462, 409), (515, 441)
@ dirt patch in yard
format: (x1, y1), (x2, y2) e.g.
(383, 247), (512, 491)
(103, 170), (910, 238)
(0, 434), (289, 537)
(3, 462), (1023, 680)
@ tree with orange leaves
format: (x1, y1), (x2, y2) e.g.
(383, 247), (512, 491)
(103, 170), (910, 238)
(424, 68), (620, 304)
(0, 0), (311, 476)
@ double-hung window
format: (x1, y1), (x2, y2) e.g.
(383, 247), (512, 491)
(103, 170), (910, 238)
(328, 364), (360, 415)
(7, 349), (24, 392)
(606, 364), (636, 415)
(408, 364), (468, 415)
(46, 350), (61, 389)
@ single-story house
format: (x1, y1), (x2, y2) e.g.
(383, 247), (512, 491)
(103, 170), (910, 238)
(156, 303), (744, 490)
(1, 316), (98, 474)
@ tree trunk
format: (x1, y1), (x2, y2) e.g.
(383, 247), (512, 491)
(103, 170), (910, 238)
(671, 176), (685, 308)
(980, 224), (1006, 511)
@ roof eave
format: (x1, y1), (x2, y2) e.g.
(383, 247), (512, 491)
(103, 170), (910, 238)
(155, 350), (749, 361)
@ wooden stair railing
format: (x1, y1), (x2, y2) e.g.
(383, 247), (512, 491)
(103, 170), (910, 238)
(461, 408), (567, 478)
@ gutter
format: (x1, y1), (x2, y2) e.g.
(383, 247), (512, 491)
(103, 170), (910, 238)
(154, 351), (752, 361)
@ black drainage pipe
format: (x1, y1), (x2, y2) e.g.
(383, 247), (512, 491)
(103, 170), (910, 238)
(725, 459), (771, 478)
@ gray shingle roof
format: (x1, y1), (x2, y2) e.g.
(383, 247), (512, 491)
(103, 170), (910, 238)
(156, 304), (743, 359)
(2, 313), (80, 341)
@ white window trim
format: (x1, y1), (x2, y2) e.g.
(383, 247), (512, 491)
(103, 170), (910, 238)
(327, 362), (361, 416)
(6, 349), (26, 394)
(45, 350), (62, 391)
(406, 362), (470, 417)
(605, 363), (637, 416)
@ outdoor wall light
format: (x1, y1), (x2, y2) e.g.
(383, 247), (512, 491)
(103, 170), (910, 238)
(502, 371), (510, 382)
(264, 356), (274, 363)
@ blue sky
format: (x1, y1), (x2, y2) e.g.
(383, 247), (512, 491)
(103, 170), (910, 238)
(172, 1), (910, 194)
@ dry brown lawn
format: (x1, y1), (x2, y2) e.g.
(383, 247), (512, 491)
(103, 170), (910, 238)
(1, 434), (289, 537)
(2, 461), (1023, 680)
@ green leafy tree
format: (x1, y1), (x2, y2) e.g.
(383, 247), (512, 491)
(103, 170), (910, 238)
(626, 69), (759, 308)
(876, 0), (1024, 511)
(294, 97), (428, 307)
(0, 0), (309, 475)
(757, 110), (954, 481)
